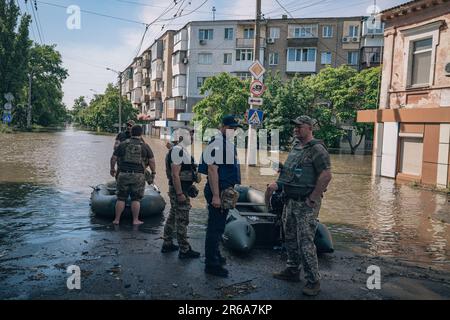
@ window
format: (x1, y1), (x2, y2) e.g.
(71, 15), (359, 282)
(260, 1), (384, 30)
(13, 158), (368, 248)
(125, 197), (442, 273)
(269, 27), (280, 39)
(269, 52), (279, 65)
(223, 53), (232, 65)
(410, 38), (432, 86)
(236, 49), (253, 61)
(347, 51), (359, 65)
(199, 29), (214, 40)
(292, 24), (317, 38)
(244, 28), (254, 39)
(197, 77), (208, 89)
(224, 28), (234, 40)
(349, 25), (359, 37)
(322, 25), (333, 38)
(198, 53), (212, 65)
(235, 72), (252, 81)
(287, 48), (316, 62)
(399, 137), (423, 176)
(321, 52), (332, 64)
(174, 32), (182, 44)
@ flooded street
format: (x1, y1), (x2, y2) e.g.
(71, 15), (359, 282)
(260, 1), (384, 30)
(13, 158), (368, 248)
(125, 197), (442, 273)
(0, 127), (450, 300)
(1, 127), (448, 272)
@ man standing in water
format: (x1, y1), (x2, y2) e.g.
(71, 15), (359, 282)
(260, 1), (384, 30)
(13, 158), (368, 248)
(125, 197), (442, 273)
(110, 125), (156, 225)
(267, 116), (332, 296)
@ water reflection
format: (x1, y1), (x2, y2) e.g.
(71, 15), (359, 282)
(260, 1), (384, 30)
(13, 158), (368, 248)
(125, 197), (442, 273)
(0, 127), (449, 271)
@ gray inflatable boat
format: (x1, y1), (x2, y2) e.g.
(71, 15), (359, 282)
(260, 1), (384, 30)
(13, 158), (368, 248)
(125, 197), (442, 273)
(90, 182), (166, 219)
(223, 185), (334, 254)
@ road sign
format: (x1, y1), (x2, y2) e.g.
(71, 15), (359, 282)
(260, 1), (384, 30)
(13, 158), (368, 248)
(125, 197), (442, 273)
(250, 80), (266, 97)
(248, 97), (264, 106)
(2, 113), (12, 123)
(247, 109), (264, 125)
(4, 102), (12, 110)
(248, 60), (266, 79)
(4, 93), (14, 102)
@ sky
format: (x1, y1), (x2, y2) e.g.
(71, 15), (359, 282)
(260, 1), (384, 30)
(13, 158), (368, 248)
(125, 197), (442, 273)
(18, 0), (407, 108)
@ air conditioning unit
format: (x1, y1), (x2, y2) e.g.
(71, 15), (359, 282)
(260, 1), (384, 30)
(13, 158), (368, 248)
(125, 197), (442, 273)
(352, 37), (360, 42)
(267, 38), (275, 44)
(342, 37), (349, 43)
(182, 57), (189, 64)
(182, 95), (187, 100)
(199, 39), (206, 45)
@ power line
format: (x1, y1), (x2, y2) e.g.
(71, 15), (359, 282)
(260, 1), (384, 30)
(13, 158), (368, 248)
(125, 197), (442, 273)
(30, 0), (45, 44)
(23, 0), (38, 42)
(33, 0), (46, 43)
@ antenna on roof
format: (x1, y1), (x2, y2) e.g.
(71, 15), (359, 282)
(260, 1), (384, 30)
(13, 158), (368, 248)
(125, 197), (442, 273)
(212, 6), (216, 21)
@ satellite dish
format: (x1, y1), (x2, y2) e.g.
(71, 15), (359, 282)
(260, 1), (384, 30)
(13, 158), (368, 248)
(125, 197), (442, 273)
(445, 62), (450, 74)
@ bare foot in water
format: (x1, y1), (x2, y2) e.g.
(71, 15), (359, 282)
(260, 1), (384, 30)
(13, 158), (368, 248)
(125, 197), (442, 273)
(133, 220), (144, 225)
(113, 220), (120, 225)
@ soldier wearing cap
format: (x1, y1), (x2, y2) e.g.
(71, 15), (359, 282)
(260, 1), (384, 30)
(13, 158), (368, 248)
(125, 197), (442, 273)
(114, 120), (136, 150)
(198, 115), (242, 278)
(267, 115), (332, 296)
(161, 126), (201, 259)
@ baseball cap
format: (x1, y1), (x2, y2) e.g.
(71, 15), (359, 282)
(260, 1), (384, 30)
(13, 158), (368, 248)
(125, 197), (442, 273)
(222, 115), (242, 128)
(291, 115), (314, 126)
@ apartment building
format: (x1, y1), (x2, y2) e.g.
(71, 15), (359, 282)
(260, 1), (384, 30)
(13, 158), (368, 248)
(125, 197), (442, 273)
(360, 16), (384, 69)
(358, 0), (450, 188)
(123, 16), (384, 140)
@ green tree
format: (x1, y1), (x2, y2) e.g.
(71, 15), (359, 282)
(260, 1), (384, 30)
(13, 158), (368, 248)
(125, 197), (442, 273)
(71, 96), (88, 124)
(268, 76), (314, 147)
(78, 83), (136, 132)
(192, 72), (249, 130)
(0, 0), (31, 109)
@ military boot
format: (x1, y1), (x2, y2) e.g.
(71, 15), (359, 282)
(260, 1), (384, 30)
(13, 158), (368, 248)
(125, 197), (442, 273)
(161, 243), (179, 253)
(179, 247), (200, 259)
(302, 281), (321, 296)
(272, 267), (300, 282)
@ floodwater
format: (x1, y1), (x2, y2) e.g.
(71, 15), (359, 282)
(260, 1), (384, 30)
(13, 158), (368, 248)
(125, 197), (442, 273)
(0, 127), (449, 272)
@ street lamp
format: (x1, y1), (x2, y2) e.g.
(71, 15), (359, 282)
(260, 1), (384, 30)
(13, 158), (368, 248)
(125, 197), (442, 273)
(106, 67), (123, 133)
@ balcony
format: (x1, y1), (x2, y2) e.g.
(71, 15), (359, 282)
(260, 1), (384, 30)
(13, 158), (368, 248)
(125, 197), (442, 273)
(143, 59), (151, 69)
(287, 38), (318, 47)
(174, 40), (188, 52)
(151, 59), (163, 80)
(141, 94), (150, 103)
(143, 77), (151, 86)
(126, 79), (133, 93)
(151, 91), (162, 100)
(131, 88), (142, 104)
(149, 109), (161, 119)
(286, 61), (316, 73)
(172, 86), (186, 98)
(236, 38), (266, 48)
(172, 62), (187, 76)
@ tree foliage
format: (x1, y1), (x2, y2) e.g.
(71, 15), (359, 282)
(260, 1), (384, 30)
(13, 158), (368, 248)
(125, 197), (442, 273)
(192, 66), (380, 152)
(192, 72), (250, 130)
(74, 84), (137, 132)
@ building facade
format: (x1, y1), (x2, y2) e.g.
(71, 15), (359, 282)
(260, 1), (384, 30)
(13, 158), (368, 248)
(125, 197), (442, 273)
(123, 16), (384, 141)
(358, 0), (450, 188)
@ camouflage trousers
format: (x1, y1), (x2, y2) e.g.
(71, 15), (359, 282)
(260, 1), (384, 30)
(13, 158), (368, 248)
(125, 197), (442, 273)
(162, 186), (192, 253)
(282, 197), (322, 284)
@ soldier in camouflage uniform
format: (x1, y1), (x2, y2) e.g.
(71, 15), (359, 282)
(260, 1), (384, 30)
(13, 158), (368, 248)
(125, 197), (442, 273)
(110, 125), (155, 225)
(267, 116), (332, 296)
(161, 127), (201, 259)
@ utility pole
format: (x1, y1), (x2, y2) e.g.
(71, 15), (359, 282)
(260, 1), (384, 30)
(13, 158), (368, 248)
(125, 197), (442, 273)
(118, 72), (122, 133)
(27, 72), (32, 129)
(246, 0), (262, 166)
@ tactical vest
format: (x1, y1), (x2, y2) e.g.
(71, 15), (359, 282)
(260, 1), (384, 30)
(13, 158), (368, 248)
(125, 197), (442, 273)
(165, 145), (197, 188)
(122, 138), (144, 167)
(278, 139), (324, 198)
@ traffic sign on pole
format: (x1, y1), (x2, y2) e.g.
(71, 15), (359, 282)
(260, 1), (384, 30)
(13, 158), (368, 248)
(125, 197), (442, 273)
(248, 60), (266, 79)
(250, 80), (266, 97)
(248, 97), (264, 106)
(247, 109), (264, 125)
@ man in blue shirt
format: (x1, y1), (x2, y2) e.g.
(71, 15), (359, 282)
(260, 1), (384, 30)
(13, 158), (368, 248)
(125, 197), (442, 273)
(199, 115), (242, 278)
